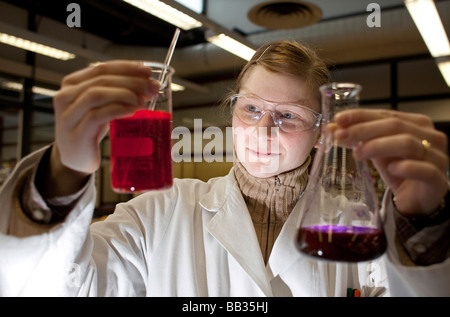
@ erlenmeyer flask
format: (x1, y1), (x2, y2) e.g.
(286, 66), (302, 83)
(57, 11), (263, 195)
(296, 82), (387, 262)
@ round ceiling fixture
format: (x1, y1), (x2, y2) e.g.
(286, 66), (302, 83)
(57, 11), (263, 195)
(248, 0), (322, 30)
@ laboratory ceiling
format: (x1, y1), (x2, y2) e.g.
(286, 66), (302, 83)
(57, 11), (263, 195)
(0, 0), (449, 109)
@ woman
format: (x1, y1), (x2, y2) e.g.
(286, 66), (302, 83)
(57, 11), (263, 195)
(0, 40), (449, 296)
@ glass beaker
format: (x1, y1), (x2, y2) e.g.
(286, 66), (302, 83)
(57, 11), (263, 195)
(296, 82), (387, 262)
(109, 61), (174, 193)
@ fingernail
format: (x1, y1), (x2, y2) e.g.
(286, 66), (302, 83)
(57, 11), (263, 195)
(138, 65), (152, 75)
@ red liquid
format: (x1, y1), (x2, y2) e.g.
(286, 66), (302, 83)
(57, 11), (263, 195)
(109, 110), (172, 193)
(296, 225), (387, 262)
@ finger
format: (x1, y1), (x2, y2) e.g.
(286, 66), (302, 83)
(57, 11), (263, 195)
(73, 103), (139, 139)
(387, 159), (446, 182)
(57, 104), (140, 172)
(335, 108), (434, 128)
(388, 160), (449, 209)
(55, 75), (159, 109)
(334, 115), (447, 152)
(58, 103), (140, 172)
(61, 60), (153, 86)
(61, 87), (144, 129)
(354, 134), (449, 171)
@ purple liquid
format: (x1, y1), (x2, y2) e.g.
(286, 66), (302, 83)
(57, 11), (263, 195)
(296, 225), (387, 262)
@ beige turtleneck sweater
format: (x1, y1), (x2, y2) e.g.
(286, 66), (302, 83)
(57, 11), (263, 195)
(234, 156), (311, 263)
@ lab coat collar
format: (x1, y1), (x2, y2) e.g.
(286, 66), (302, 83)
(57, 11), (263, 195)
(199, 168), (273, 296)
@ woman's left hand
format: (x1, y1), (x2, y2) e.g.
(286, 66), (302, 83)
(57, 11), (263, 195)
(333, 109), (449, 218)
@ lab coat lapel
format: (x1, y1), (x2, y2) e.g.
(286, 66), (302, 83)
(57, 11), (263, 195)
(267, 200), (303, 278)
(200, 170), (273, 296)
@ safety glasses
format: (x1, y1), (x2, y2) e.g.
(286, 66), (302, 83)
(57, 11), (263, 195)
(230, 94), (322, 133)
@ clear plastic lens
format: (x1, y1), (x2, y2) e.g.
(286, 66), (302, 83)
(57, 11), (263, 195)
(231, 94), (321, 132)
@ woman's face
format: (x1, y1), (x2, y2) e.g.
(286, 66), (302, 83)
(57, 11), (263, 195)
(232, 65), (320, 178)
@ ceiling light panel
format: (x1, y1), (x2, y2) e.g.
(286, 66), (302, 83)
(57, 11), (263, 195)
(404, 0), (450, 58)
(0, 32), (76, 61)
(123, 0), (202, 30)
(207, 33), (256, 61)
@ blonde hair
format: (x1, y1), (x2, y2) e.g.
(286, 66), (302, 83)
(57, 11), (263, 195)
(222, 40), (330, 113)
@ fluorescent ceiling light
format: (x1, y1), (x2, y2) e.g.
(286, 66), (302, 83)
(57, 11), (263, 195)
(1, 81), (58, 97)
(404, 0), (450, 57)
(437, 60), (450, 87)
(207, 33), (256, 61)
(0, 32), (75, 61)
(32, 86), (59, 97)
(171, 82), (185, 92)
(123, 0), (202, 30)
(122, 1), (255, 61)
(3, 79), (183, 95)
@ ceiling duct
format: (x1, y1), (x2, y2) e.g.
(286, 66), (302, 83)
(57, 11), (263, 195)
(247, 0), (322, 29)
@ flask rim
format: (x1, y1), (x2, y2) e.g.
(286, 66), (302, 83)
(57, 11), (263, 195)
(319, 82), (362, 96)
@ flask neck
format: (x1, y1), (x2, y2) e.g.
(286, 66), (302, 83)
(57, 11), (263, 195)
(320, 83), (362, 123)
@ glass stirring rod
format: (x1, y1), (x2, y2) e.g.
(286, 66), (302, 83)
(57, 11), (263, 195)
(149, 28), (180, 111)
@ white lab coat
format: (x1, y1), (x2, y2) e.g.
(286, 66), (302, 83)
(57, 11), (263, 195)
(0, 147), (449, 296)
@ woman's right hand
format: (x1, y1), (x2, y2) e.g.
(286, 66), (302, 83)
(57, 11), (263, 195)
(43, 61), (160, 197)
